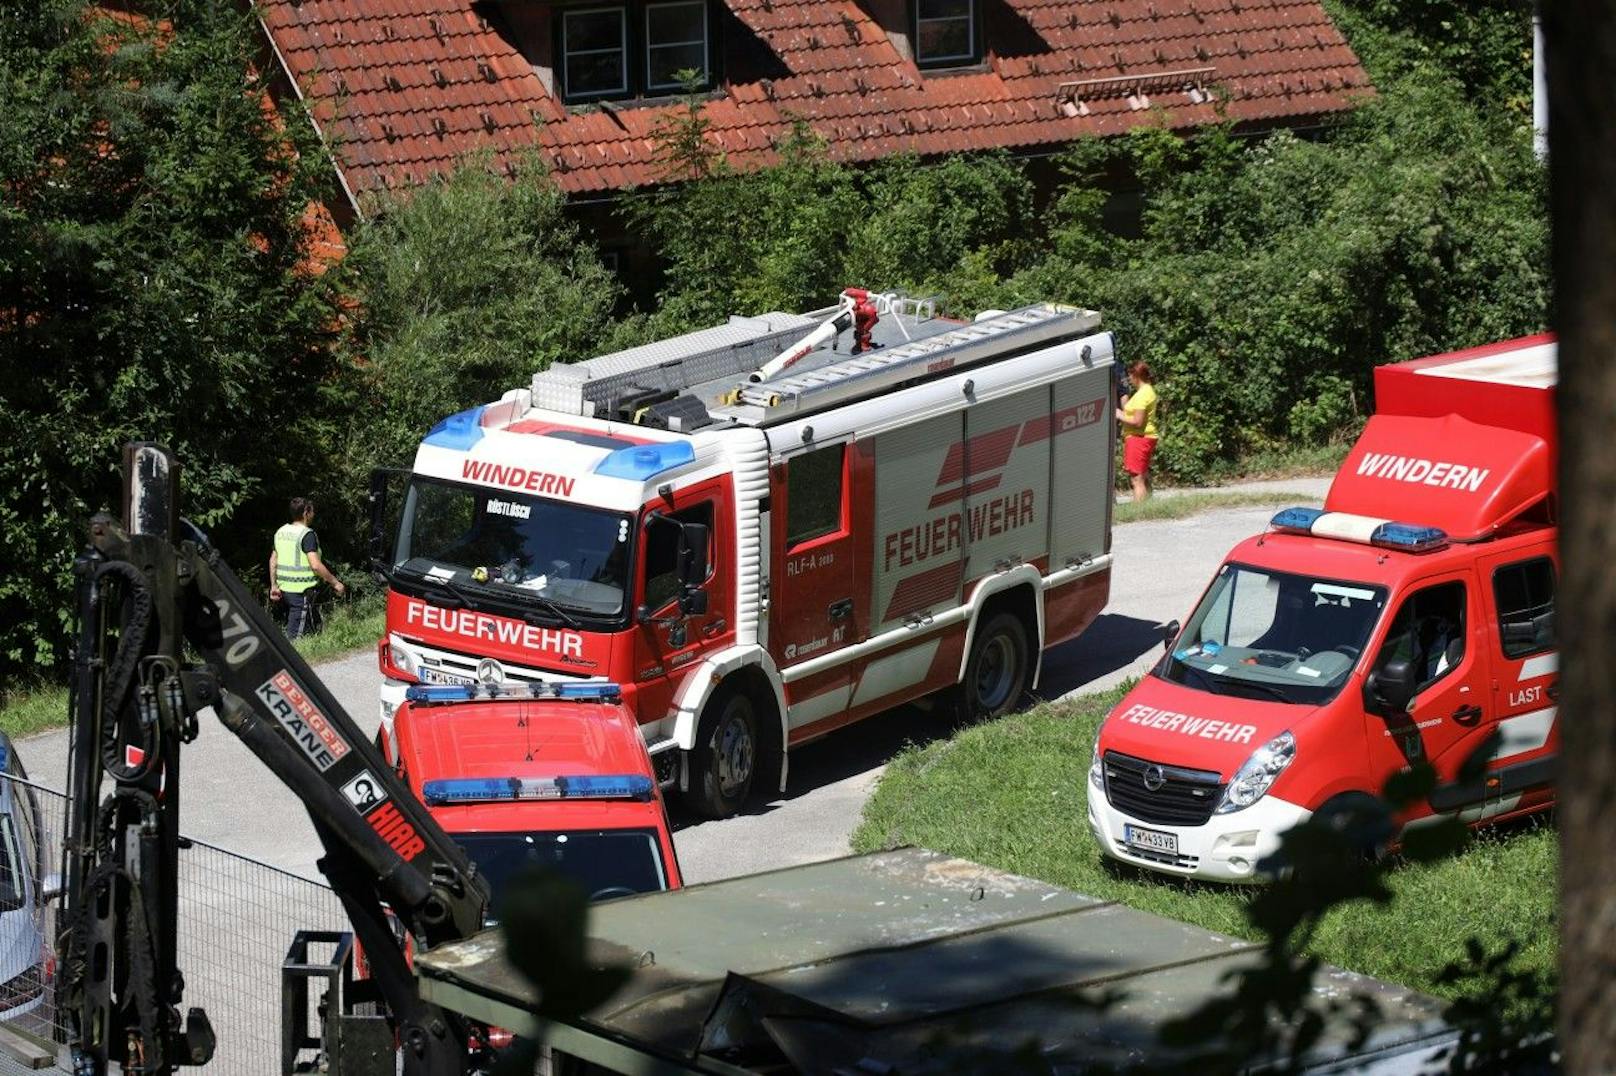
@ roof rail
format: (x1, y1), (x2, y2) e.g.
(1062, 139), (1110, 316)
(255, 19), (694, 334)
(710, 304), (1100, 426)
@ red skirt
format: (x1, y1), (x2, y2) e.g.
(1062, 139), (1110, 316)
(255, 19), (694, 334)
(1124, 435), (1158, 476)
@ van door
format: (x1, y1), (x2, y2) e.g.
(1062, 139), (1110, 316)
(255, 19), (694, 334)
(1361, 572), (1495, 818)
(768, 440), (862, 738)
(1473, 546), (1559, 818)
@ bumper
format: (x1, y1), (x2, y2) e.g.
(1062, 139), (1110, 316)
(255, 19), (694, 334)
(1086, 786), (1311, 883)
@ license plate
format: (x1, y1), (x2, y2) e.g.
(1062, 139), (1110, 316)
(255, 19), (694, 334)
(418, 667), (472, 686)
(1124, 824), (1178, 856)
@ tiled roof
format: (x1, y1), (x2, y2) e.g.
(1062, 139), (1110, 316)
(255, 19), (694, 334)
(256, 0), (1371, 205)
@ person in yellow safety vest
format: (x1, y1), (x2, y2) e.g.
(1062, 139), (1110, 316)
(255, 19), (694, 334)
(269, 497), (346, 640)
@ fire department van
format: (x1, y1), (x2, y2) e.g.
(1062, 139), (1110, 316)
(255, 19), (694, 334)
(372, 291), (1117, 818)
(1089, 334), (1558, 881)
(378, 681), (682, 905)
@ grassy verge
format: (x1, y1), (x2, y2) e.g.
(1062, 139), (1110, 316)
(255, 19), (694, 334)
(1198, 440), (1355, 484)
(0, 592), (386, 740)
(1113, 490), (1316, 525)
(852, 687), (1556, 1013)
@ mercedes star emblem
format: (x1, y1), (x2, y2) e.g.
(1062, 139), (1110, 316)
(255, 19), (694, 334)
(475, 658), (505, 685)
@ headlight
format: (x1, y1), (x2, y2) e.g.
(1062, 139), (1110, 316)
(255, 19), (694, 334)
(1089, 741), (1103, 790)
(1215, 731), (1296, 814)
(390, 637), (419, 679)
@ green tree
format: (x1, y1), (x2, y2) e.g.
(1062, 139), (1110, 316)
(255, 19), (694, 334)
(340, 155), (621, 499)
(0, 0), (352, 669)
(1013, 70), (1548, 482)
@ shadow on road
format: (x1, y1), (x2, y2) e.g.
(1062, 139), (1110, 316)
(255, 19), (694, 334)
(1037, 613), (1171, 699)
(671, 613), (1169, 828)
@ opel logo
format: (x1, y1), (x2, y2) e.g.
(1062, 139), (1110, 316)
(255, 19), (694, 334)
(1142, 765), (1166, 792)
(475, 658), (505, 685)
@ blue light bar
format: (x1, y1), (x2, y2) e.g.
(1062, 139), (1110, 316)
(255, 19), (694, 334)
(404, 681), (622, 705)
(1269, 506), (1326, 534)
(1370, 522), (1448, 553)
(593, 441), (695, 481)
(424, 405), (487, 450)
(421, 774), (655, 806)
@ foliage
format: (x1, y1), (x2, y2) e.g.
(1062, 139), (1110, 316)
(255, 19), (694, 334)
(337, 155), (620, 539)
(1326, 0), (1536, 107)
(1009, 70), (1547, 483)
(625, 101), (1038, 330)
(0, 0), (353, 669)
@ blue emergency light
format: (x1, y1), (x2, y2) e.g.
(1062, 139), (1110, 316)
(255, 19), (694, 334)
(423, 405), (487, 450)
(404, 681), (623, 705)
(1368, 522), (1448, 552)
(421, 774), (655, 806)
(593, 441), (695, 481)
(1268, 507), (1448, 553)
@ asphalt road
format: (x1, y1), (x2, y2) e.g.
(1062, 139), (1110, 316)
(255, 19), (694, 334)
(17, 478), (1330, 886)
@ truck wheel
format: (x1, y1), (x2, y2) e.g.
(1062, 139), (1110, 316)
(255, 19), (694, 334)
(684, 684), (759, 819)
(954, 612), (1031, 723)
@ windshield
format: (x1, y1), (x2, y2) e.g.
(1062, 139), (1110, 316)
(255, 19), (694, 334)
(0, 815), (24, 913)
(1159, 562), (1389, 706)
(457, 829), (667, 913)
(394, 478), (631, 619)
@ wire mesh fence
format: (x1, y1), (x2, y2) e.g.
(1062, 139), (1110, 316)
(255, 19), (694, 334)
(0, 774), (348, 1075)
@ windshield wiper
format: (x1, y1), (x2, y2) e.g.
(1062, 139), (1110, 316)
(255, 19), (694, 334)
(1172, 661), (1226, 696)
(519, 592), (580, 631)
(1212, 675), (1294, 705)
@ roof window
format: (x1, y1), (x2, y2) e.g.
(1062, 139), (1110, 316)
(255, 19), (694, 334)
(560, 1), (714, 103)
(914, 0), (978, 67)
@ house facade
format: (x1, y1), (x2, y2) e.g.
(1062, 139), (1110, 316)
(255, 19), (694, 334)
(256, 0), (1371, 223)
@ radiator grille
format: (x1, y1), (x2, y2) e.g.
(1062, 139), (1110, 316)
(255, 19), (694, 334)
(1103, 751), (1224, 827)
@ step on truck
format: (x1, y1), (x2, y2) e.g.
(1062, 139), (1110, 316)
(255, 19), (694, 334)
(372, 290), (1117, 817)
(1089, 334), (1558, 881)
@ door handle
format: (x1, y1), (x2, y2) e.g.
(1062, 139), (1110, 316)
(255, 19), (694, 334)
(1548, 680), (1560, 701)
(828, 598), (854, 621)
(1451, 704), (1483, 727)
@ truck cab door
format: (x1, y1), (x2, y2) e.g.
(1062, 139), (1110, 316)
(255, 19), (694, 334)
(767, 441), (862, 739)
(1361, 571), (1493, 820)
(632, 482), (732, 726)
(1472, 546), (1559, 819)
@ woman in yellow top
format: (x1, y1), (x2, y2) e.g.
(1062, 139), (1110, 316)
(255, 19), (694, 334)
(1116, 361), (1159, 502)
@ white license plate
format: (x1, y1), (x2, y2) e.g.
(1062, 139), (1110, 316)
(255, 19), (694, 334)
(1124, 824), (1178, 856)
(418, 667), (473, 686)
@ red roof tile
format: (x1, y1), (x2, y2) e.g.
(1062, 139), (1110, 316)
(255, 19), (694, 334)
(257, 0), (1371, 205)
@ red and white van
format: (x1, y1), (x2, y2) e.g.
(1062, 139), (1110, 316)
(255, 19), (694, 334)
(1088, 335), (1558, 881)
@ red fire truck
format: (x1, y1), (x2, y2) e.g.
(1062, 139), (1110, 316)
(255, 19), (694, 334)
(1088, 334), (1558, 881)
(379, 682), (682, 906)
(372, 292), (1117, 818)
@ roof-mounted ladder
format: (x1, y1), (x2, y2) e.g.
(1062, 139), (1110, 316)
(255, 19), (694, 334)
(712, 304), (1101, 426)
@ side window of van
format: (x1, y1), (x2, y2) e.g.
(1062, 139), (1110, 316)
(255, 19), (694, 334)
(1376, 582), (1466, 691)
(1493, 557), (1556, 659)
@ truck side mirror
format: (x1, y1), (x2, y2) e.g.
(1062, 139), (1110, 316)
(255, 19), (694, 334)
(1161, 619), (1181, 654)
(676, 522), (710, 587)
(1365, 657), (1417, 716)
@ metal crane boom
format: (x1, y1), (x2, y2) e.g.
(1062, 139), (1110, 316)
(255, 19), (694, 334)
(60, 443), (489, 1074)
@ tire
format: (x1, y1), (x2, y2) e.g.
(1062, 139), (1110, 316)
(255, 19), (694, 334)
(1312, 793), (1393, 863)
(952, 611), (1031, 723)
(683, 684), (760, 819)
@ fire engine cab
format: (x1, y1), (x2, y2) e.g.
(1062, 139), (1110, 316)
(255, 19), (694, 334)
(379, 682), (682, 906)
(373, 291), (1117, 818)
(1089, 335), (1558, 881)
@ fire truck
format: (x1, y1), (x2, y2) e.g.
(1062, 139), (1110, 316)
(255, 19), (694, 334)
(372, 291), (1118, 817)
(1088, 335), (1558, 882)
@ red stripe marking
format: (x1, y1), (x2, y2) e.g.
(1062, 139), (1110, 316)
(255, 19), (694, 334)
(927, 474), (1003, 509)
(884, 561), (963, 622)
(935, 424), (1021, 485)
